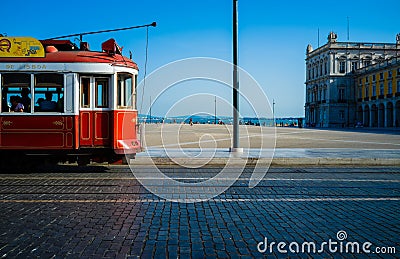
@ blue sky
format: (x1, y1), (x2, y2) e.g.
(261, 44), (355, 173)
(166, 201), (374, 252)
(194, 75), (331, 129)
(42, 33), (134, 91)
(3, 0), (399, 117)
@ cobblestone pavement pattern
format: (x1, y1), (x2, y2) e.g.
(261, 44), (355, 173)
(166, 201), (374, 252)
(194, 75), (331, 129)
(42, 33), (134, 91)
(0, 166), (399, 258)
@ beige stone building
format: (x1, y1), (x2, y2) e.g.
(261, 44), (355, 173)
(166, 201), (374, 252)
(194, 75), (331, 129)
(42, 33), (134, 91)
(305, 32), (400, 128)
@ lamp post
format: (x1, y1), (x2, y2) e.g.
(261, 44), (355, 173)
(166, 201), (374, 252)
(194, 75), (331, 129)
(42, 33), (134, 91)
(273, 99), (276, 126)
(149, 95), (152, 124)
(230, 0), (243, 153)
(214, 96), (217, 124)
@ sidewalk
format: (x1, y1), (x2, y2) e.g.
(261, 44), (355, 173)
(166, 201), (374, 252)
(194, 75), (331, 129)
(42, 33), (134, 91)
(133, 148), (400, 166)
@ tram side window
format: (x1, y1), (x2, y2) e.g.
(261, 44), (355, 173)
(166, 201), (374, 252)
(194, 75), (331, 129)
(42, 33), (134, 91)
(95, 79), (109, 108)
(34, 73), (64, 112)
(1, 73), (31, 113)
(117, 73), (134, 109)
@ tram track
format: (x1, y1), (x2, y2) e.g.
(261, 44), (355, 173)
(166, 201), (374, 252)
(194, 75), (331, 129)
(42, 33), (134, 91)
(0, 186), (398, 198)
(0, 167), (399, 203)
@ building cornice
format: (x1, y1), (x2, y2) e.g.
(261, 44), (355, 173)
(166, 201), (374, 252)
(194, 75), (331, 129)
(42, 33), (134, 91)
(353, 56), (400, 76)
(306, 42), (399, 60)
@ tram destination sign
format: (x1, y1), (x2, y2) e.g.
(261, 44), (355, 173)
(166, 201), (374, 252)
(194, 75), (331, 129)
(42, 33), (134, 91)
(0, 37), (45, 58)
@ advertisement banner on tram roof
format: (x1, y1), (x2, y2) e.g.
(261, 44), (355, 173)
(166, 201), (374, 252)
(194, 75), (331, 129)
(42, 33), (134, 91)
(0, 37), (45, 58)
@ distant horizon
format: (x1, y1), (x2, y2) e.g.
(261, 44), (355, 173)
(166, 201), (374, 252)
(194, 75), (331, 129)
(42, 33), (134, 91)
(138, 113), (304, 119)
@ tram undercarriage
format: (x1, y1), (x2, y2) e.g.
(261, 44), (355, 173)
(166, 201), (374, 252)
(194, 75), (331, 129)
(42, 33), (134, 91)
(0, 148), (136, 168)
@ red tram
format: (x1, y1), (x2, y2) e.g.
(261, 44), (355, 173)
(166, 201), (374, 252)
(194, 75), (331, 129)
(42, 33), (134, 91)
(0, 36), (141, 165)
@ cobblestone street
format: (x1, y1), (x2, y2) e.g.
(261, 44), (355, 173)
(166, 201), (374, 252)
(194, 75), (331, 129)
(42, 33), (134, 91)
(0, 166), (399, 258)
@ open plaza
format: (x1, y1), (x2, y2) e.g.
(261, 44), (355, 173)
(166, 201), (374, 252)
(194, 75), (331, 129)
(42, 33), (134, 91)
(140, 124), (400, 149)
(136, 124), (400, 167)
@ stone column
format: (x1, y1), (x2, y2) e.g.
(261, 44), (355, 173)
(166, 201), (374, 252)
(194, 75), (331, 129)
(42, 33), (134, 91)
(376, 105), (380, 127)
(384, 101), (388, 128)
(363, 106), (366, 126)
(369, 108), (373, 127)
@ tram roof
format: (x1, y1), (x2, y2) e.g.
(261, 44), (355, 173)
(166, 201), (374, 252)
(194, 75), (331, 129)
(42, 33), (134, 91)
(1, 51), (138, 70)
(0, 38), (138, 70)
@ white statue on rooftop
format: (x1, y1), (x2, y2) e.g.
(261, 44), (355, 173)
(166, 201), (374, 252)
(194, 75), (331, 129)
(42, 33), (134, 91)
(306, 44), (313, 53)
(328, 32), (337, 43)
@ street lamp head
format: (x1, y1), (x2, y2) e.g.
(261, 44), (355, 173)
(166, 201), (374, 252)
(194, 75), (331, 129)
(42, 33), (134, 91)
(151, 22), (157, 27)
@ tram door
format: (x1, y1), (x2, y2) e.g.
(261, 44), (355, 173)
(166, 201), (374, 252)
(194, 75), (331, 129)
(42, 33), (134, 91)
(79, 77), (111, 147)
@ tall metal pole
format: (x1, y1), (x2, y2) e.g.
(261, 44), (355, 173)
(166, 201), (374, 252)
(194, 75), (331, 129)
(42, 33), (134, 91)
(214, 96), (217, 124)
(230, 0), (242, 153)
(149, 95), (152, 124)
(273, 99), (276, 126)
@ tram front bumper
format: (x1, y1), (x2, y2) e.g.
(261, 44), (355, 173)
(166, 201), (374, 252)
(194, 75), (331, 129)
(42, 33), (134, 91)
(115, 139), (142, 154)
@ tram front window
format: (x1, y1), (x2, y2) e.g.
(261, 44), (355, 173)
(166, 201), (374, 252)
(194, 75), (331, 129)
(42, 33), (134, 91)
(81, 78), (90, 108)
(117, 73), (134, 109)
(95, 79), (109, 108)
(34, 73), (64, 112)
(1, 73), (31, 113)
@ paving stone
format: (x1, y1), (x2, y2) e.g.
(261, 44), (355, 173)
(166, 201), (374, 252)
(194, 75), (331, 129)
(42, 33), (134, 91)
(0, 166), (399, 258)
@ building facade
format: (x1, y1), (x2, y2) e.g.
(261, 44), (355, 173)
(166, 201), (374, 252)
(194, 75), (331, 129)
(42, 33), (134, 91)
(354, 58), (400, 127)
(305, 32), (400, 128)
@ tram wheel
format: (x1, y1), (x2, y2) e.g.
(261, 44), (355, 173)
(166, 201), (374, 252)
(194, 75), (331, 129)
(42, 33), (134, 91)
(122, 154), (135, 165)
(77, 156), (90, 166)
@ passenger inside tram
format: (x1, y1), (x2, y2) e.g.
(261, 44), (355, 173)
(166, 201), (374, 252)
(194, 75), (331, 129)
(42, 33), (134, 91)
(39, 92), (57, 111)
(20, 88), (31, 113)
(10, 95), (24, 112)
(57, 96), (64, 112)
(1, 89), (9, 112)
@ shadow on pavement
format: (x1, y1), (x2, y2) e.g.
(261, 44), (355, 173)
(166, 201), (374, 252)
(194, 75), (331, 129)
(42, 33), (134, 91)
(0, 163), (110, 174)
(303, 127), (400, 135)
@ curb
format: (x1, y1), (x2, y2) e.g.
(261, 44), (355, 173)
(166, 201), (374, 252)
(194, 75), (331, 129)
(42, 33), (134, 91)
(131, 157), (400, 167)
(271, 157), (400, 166)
